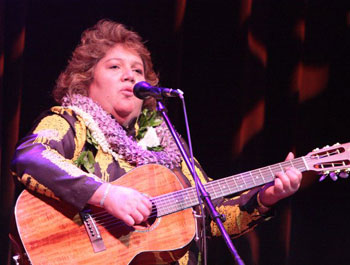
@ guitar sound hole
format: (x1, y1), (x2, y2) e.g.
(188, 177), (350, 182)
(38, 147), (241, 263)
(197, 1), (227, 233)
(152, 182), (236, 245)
(133, 203), (158, 231)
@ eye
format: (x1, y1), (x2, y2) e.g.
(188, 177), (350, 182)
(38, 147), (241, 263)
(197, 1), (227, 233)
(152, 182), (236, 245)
(133, 68), (144, 75)
(110, 65), (120, 69)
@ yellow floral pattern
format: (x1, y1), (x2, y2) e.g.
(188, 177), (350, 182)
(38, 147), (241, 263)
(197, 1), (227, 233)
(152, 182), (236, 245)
(210, 198), (261, 237)
(178, 252), (189, 265)
(118, 158), (135, 172)
(95, 147), (114, 182)
(41, 148), (102, 183)
(20, 173), (59, 200)
(72, 115), (87, 161)
(180, 159), (208, 186)
(33, 114), (70, 145)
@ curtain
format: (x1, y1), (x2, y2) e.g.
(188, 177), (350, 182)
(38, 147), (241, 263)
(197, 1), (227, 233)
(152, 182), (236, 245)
(1, 1), (349, 264)
(0, 0), (26, 264)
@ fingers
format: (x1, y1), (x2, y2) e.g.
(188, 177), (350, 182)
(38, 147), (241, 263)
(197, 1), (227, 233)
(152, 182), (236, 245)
(130, 210), (146, 225)
(137, 199), (152, 221)
(273, 177), (284, 194)
(274, 166), (302, 196)
(125, 193), (152, 225)
(258, 154), (302, 208)
(141, 195), (152, 209)
(285, 151), (295, 161)
(102, 186), (152, 226)
(285, 167), (302, 189)
(123, 205), (150, 226)
(123, 214), (136, 227)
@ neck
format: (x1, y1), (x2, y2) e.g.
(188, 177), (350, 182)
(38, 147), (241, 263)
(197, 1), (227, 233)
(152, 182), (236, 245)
(111, 109), (140, 128)
(112, 114), (135, 129)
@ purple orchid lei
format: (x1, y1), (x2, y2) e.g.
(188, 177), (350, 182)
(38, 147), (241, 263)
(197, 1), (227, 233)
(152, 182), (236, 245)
(62, 94), (182, 169)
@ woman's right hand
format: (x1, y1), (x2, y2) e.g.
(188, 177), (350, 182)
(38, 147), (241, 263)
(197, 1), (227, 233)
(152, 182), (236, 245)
(88, 183), (152, 226)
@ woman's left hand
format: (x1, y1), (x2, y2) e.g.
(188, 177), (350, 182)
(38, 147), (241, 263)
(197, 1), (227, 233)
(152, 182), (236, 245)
(258, 152), (302, 211)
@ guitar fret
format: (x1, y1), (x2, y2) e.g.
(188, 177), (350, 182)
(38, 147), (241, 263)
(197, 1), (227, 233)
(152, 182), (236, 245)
(290, 159), (303, 171)
(242, 172), (252, 189)
(241, 173), (247, 189)
(208, 182), (218, 197)
(251, 170), (263, 186)
(288, 158), (307, 172)
(272, 164), (281, 175)
(218, 180), (224, 197)
(235, 175), (245, 190)
(251, 172), (259, 186)
(218, 182), (227, 194)
(156, 193), (181, 216)
(212, 181), (221, 198)
(279, 163), (284, 171)
(250, 171), (256, 186)
(228, 177), (236, 190)
(218, 179), (225, 194)
(258, 168), (266, 183)
(288, 160), (293, 168)
(213, 179), (226, 197)
(301, 156), (309, 170)
(268, 166), (274, 176)
(223, 178), (231, 195)
(155, 155), (312, 218)
(222, 178), (231, 195)
(269, 164), (276, 174)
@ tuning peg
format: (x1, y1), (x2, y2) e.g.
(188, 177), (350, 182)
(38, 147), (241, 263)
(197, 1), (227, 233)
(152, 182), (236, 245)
(333, 143), (340, 146)
(329, 172), (338, 181)
(313, 147), (320, 152)
(319, 171), (329, 182)
(319, 174), (327, 182)
(339, 171), (349, 179)
(338, 169), (350, 179)
(323, 145), (330, 149)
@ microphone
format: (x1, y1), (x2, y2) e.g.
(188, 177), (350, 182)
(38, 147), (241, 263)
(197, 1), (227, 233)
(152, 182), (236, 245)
(133, 81), (183, 100)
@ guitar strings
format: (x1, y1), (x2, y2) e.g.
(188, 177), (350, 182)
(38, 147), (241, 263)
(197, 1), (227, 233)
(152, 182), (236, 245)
(85, 157), (310, 232)
(86, 152), (345, 231)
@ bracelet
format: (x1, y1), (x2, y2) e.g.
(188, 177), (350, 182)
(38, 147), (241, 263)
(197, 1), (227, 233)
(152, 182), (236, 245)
(100, 183), (111, 207)
(257, 192), (271, 212)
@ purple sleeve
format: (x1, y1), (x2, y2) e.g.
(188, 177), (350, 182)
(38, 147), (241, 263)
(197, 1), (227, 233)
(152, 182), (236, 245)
(11, 112), (102, 210)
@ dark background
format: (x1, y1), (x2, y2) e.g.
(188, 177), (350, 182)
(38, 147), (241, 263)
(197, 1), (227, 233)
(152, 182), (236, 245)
(1, 0), (350, 264)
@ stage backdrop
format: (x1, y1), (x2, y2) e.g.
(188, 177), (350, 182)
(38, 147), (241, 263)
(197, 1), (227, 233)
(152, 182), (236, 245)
(1, 1), (350, 264)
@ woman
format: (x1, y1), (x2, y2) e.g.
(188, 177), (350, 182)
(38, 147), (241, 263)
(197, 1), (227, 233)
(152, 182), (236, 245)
(12, 19), (302, 264)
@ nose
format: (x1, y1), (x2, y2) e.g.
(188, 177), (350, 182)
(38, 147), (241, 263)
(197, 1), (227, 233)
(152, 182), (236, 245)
(121, 68), (135, 83)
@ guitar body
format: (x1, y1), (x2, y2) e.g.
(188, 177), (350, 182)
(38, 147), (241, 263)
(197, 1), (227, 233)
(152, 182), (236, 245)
(15, 164), (196, 265)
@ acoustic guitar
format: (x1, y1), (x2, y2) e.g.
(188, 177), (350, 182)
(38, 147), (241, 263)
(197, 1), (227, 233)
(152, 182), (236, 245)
(14, 143), (350, 264)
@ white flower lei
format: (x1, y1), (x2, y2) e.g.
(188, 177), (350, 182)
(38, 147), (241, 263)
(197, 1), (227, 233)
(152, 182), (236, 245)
(62, 94), (182, 169)
(69, 106), (121, 162)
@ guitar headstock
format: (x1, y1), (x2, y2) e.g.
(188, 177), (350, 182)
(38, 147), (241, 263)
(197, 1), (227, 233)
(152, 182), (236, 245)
(305, 143), (350, 181)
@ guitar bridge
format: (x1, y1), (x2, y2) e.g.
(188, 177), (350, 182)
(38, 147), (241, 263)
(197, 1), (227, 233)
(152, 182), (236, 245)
(80, 210), (106, 253)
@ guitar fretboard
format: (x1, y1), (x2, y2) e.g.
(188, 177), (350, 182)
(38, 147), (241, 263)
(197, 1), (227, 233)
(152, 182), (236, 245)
(152, 157), (308, 217)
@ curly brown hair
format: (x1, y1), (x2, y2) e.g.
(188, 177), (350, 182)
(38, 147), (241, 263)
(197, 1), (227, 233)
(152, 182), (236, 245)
(53, 19), (159, 105)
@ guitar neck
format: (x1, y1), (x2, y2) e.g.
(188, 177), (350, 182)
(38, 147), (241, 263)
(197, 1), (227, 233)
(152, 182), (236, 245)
(153, 157), (308, 217)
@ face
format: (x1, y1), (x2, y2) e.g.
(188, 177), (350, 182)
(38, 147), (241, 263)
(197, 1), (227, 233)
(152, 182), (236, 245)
(88, 44), (145, 126)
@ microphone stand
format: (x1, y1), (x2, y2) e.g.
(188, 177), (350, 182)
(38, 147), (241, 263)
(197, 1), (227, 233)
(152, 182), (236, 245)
(157, 100), (245, 265)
